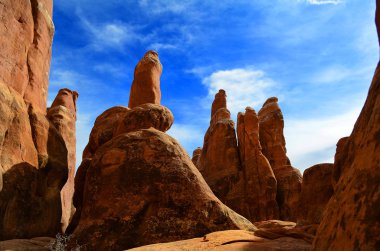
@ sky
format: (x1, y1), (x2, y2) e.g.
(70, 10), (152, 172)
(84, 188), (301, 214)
(48, 0), (378, 173)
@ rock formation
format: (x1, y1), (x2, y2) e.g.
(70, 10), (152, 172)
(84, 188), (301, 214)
(0, 0), (54, 112)
(0, 0), (76, 240)
(0, 82), (68, 240)
(66, 52), (254, 250)
(129, 220), (314, 251)
(198, 90), (241, 204)
(258, 97), (302, 221)
(47, 88), (78, 232)
(236, 107), (279, 221)
(191, 147), (202, 170)
(312, 3), (380, 249)
(297, 163), (333, 225)
(128, 50), (162, 108)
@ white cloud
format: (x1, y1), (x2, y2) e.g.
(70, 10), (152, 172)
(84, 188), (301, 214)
(306, 0), (343, 5)
(148, 43), (178, 51)
(167, 124), (204, 156)
(75, 112), (94, 168)
(138, 0), (192, 15)
(93, 63), (128, 78)
(50, 69), (81, 87)
(79, 17), (144, 50)
(285, 107), (360, 171)
(202, 68), (276, 118)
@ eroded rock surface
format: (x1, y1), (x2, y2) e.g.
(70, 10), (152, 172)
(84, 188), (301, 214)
(67, 54), (253, 250)
(236, 107), (279, 222)
(258, 97), (302, 221)
(297, 163), (333, 225)
(128, 220), (313, 251)
(47, 88), (78, 232)
(128, 51), (162, 108)
(0, 0), (54, 112)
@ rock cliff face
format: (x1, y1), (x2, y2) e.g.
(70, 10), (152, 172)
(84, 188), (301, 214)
(312, 4), (380, 249)
(0, 0), (54, 112)
(67, 52), (254, 250)
(0, 0), (76, 240)
(47, 88), (78, 232)
(0, 81), (68, 240)
(297, 163), (333, 225)
(128, 50), (162, 108)
(258, 97), (302, 221)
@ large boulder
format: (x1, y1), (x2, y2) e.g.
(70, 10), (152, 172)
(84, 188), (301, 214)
(47, 88), (78, 232)
(67, 129), (254, 250)
(0, 0), (54, 112)
(128, 51), (162, 108)
(312, 4), (380, 249)
(297, 163), (334, 225)
(258, 97), (302, 221)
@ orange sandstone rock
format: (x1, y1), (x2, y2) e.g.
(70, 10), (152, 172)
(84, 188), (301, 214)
(128, 51), (162, 108)
(297, 163), (334, 225)
(236, 107), (279, 221)
(258, 97), (302, 221)
(47, 88), (78, 232)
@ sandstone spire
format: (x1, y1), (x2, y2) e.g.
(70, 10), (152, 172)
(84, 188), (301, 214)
(128, 50), (162, 108)
(47, 88), (79, 232)
(236, 107), (279, 221)
(258, 97), (302, 221)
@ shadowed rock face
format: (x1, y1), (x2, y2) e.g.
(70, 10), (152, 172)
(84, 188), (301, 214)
(258, 97), (302, 221)
(0, 0), (54, 112)
(128, 50), (162, 108)
(191, 147), (202, 170)
(47, 88), (78, 232)
(312, 4), (380, 249)
(297, 163), (334, 225)
(0, 83), (68, 240)
(67, 53), (254, 250)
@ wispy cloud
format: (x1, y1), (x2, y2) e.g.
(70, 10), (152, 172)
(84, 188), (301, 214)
(167, 124), (204, 156)
(285, 107), (360, 171)
(148, 43), (178, 51)
(306, 0), (343, 5)
(202, 68), (276, 118)
(79, 16), (145, 51)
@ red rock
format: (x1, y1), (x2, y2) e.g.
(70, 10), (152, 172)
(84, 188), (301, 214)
(82, 106), (130, 159)
(128, 51), (162, 108)
(83, 104), (173, 159)
(198, 90), (241, 205)
(312, 5), (380, 249)
(191, 147), (202, 170)
(297, 163), (334, 225)
(258, 97), (302, 221)
(236, 107), (279, 221)
(47, 88), (78, 232)
(67, 128), (255, 250)
(331, 137), (348, 189)
(0, 0), (54, 112)
(114, 103), (174, 136)
(211, 89), (227, 117)
(0, 84), (68, 239)
(128, 221), (313, 251)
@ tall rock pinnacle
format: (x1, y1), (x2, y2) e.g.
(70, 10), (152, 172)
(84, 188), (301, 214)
(47, 88), (79, 232)
(128, 50), (162, 108)
(258, 97), (302, 221)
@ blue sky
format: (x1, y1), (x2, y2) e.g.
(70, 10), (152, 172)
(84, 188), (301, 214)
(48, 0), (378, 173)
